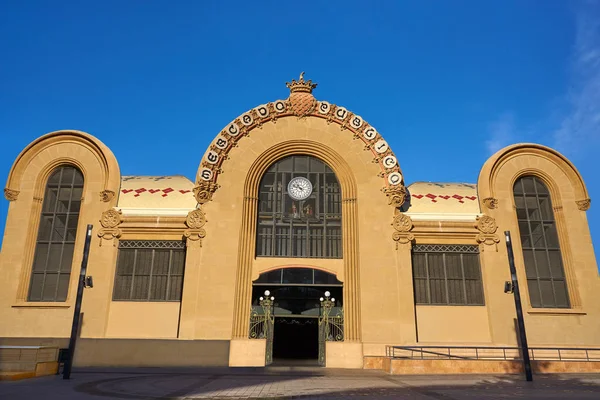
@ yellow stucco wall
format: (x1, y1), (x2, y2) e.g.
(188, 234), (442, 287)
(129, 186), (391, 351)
(1, 81), (599, 368)
(415, 306), (492, 343)
(105, 302), (180, 338)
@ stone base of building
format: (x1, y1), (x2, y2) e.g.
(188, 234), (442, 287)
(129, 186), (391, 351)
(228, 338), (267, 367)
(326, 342), (364, 369)
(0, 337), (230, 368)
(0, 361), (58, 381)
(364, 356), (600, 374)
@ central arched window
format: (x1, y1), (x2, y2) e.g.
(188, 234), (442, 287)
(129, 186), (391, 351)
(256, 155), (342, 258)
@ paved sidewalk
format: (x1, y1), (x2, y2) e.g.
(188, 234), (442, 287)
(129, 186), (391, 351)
(1, 367), (600, 399)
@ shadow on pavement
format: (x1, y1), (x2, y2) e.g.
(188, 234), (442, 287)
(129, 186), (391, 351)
(1, 367), (600, 399)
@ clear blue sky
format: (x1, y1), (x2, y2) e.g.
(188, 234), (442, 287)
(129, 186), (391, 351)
(1, 1), (599, 265)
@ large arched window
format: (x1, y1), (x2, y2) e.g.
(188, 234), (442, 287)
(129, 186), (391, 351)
(513, 176), (569, 308)
(29, 166), (84, 301)
(256, 155), (342, 258)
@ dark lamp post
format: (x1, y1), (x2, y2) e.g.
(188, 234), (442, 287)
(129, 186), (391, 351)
(504, 230), (533, 382)
(63, 224), (94, 380)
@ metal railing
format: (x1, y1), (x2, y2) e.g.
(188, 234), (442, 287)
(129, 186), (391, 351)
(386, 345), (600, 362)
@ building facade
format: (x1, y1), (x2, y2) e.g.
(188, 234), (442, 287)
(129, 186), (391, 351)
(1, 75), (599, 369)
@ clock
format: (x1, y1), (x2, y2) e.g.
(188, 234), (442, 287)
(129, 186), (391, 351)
(287, 177), (313, 200)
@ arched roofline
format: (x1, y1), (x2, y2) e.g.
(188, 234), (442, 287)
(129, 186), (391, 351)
(477, 143), (590, 210)
(4, 130), (121, 203)
(192, 74), (407, 208)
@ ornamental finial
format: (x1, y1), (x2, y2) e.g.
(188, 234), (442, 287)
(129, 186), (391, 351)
(286, 72), (317, 94)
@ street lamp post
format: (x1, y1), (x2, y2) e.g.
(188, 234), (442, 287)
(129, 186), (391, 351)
(63, 224), (94, 380)
(504, 230), (533, 382)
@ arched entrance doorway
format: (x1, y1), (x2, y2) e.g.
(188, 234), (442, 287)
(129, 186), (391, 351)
(252, 267), (343, 365)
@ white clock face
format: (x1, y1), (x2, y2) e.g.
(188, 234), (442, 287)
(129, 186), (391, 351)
(287, 177), (313, 200)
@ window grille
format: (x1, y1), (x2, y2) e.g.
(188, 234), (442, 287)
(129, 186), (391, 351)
(118, 240), (186, 249)
(513, 176), (569, 308)
(28, 166), (84, 302)
(113, 240), (186, 301)
(256, 155), (342, 258)
(413, 244), (480, 254)
(412, 245), (485, 305)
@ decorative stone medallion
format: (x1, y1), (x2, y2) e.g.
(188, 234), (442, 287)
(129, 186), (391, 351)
(184, 208), (207, 245)
(475, 214), (500, 250)
(98, 209), (123, 246)
(391, 213), (414, 248)
(186, 209), (207, 229)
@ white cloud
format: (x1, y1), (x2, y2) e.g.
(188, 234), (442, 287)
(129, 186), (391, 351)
(553, 3), (600, 154)
(485, 112), (516, 155)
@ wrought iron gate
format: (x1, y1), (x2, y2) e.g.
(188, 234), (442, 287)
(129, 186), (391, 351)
(249, 290), (275, 366)
(318, 293), (344, 366)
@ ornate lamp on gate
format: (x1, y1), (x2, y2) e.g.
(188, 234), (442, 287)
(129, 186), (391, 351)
(318, 291), (343, 366)
(319, 291), (336, 313)
(259, 290), (275, 317)
(259, 290), (276, 365)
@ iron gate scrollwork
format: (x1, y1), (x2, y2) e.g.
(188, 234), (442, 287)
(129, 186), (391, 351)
(249, 290), (275, 366)
(318, 291), (344, 366)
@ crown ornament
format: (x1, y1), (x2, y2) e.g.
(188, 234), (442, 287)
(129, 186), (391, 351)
(286, 72), (317, 94)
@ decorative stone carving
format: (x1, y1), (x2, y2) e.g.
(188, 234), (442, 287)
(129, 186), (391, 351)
(576, 198), (591, 211)
(186, 208), (207, 229)
(193, 181), (219, 204)
(383, 185), (408, 208)
(475, 215), (500, 250)
(98, 209), (123, 246)
(391, 213), (414, 248)
(101, 209), (122, 228)
(184, 209), (207, 245)
(286, 72), (317, 117)
(199, 74), (405, 203)
(4, 188), (19, 201)
(100, 190), (115, 202)
(476, 215), (497, 234)
(482, 197), (498, 209)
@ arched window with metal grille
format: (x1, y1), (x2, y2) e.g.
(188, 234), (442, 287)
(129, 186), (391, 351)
(28, 166), (84, 301)
(256, 155), (342, 258)
(513, 176), (570, 308)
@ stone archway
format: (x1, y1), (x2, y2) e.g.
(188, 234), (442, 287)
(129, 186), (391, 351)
(230, 140), (361, 343)
(193, 73), (408, 209)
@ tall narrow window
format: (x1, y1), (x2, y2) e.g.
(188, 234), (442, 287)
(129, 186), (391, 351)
(29, 166), (84, 301)
(113, 240), (186, 301)
(256, 155), (342, 258)
(514, 176), (569, 308)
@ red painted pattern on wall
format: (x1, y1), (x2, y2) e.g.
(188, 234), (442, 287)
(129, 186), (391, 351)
(412, 193), (478, 204)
